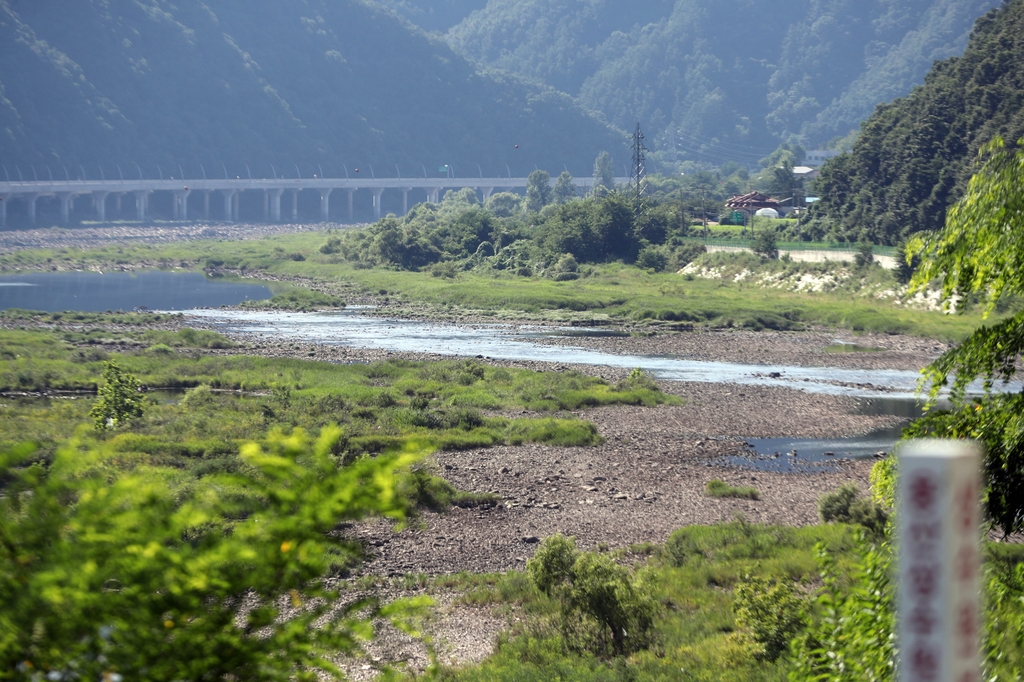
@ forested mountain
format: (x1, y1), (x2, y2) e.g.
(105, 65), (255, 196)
(377, 0), (487, 32)
(0, 0), (625, 179)
(804, 0), (1024, 245)
(447, 0), (998, 164)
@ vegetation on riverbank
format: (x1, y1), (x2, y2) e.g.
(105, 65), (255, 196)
(0, 323), (677, 464)
(0, 228), (991, 340)
(390, 516), (1023, 681)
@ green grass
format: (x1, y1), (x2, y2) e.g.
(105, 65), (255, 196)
(705, 479), (760, 500)
(0, 231), (990, 340)
(0, 323), (678, 467)
(417, 521), (861, 682)
(413, 521), (1024, 681)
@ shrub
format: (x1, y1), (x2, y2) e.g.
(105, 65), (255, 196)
(0, 430), (427, 681)
(733, 575), (806, 661)
(636, 246), (669, 272)
(818, 483), (859, 523)
(527, 535), (657, 657)
(854, 243), (874, 267)
(90, 361), (145, 430)
(706, 479), (760, 500)
(752, 230), (778, 259)
(819, 483), (888, 539)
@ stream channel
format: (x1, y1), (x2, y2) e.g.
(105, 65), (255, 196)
(2, 271), (1010, 472)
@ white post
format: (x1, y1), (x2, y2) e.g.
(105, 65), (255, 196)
(898, 439), (982, 682)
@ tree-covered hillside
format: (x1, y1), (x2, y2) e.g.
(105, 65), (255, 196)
(0, 0), (625, 179)
(377, 0), (488, 32)
(447, 0), (998, 164)
(803, 0), (1024, 245)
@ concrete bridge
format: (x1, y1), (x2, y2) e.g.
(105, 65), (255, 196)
(0, 175), (627, 226)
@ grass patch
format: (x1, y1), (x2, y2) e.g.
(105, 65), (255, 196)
(705, 479), (760, 500)
(0, 232), (992, 340)
(239, 287), (344, 310)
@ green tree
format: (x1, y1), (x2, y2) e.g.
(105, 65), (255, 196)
(753, 228), (779, 259)
(593, 151), (614, 194)
(553, 170), (577, 204)
(903, 137), (1024, 537)
(0, 430), (428, 681)
(527, 534), (656, 657)
(484, 191), (524, 217)
(733, 576), (805, 662)
(526, 169), (553, 212)
(90, 361), (145, 430)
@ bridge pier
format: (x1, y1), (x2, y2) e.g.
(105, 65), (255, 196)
(481, 187), (494, 202)
(262, 190), (269, 221)
(115, 193), (122, 218)
(291, 189), (299, 222)
(173, 189), (191, 220)
(232, 191), (241, 222)
(57, 192), (75, 224)
(269, 189), (284, 222)
(203, 191), (210, 220)
(402, 188), (411, 216)
(93, 191), (109, 222)
(319, 188), (332, 222)
(26, 194), (38, 223)
(372, 188), (384, 221)
(133, 190), (150, 221)
(347, 189), (354, 223)
(221, 189), (236, 222)
(426, 188), (440, 204)
(0, 196), (6, 227)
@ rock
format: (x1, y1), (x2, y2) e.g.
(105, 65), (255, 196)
(522, 536), (539, 544)
(614, 493), (629, 500)
(768, 371), (782, 378)
(592, 476), (607, 482)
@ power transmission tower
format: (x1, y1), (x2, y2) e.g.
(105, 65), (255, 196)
(631, 123), (647, 217)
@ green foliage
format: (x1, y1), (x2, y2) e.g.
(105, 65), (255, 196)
(553, 171), (578, 204)
(805, 2), (1024, 244)
(241, 288), (345, 311)
(902, 395), (1024, 538)
(527, 535), (657, 657)
(592, 152), (614, 192)
(752, 229), (779, 260)
(854, 243), (874, 268)
(398, 466), (500, 512)
(448, 0), (986, 169)
(817, 484), (888, 539)
(733, 576), (805, 662)
(90, 361), (144, 430)
(526, 169), (554, 212)
(0, 430), (429, 681)
(635, 245), (669, 272)
(706, 479), (760, 500)
(790, 540), (897, 681)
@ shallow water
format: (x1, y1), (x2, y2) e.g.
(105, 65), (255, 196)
(184, 308), (935, 398)
(0, 271), (271, 312)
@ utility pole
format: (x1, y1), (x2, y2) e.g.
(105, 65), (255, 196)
(700, 186), (708, 238)
(631, 123), (647, 218)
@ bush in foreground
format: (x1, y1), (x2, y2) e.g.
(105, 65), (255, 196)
(0, 429), (429, 681)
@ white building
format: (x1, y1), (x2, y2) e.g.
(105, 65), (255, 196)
(804, 150), (841, 167)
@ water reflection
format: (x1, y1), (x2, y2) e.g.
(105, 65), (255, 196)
(0, 272), (271, 312)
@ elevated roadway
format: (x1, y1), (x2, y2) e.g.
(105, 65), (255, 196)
(0, 175), (628, 226)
